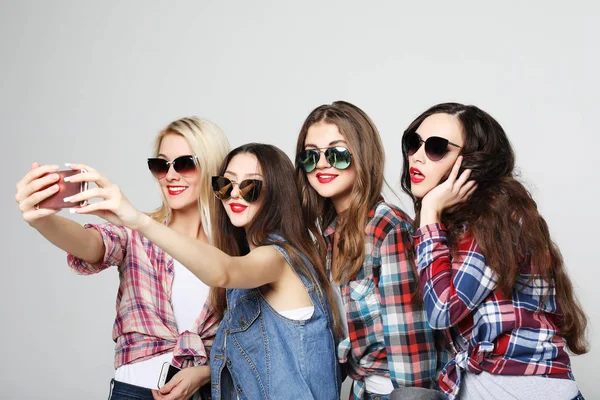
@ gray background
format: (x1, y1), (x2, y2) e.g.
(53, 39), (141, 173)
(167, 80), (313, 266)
(1, 1), (598, 399)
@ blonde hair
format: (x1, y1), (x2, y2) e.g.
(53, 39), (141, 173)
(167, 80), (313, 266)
(148, 117), (230, 242)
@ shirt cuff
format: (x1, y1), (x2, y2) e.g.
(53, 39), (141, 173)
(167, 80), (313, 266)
(414, 223), (447, 245)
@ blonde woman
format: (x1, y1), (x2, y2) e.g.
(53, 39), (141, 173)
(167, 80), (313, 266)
(14, 117), (230, 400)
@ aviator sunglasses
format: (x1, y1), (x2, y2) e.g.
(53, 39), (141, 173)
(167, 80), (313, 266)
(403, 131), (462, 161)
(147, 155), (198, 179)
(296, 146), (352, 173)
(212, 176), (263, 203)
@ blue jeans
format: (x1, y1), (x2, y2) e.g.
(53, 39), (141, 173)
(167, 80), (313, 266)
(108, 379), (211, 400)
(109, 380), (154, 400)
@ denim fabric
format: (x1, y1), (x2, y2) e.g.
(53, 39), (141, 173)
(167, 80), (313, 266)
(210, 241), (341, 399)
(109, 379), (154, 400)
(108, 379), (211, 400)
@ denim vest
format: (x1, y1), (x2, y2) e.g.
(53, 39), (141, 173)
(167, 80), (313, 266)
(210, 241), (341, 400)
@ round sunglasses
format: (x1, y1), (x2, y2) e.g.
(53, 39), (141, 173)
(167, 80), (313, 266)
(296, 146), (352, 173)
(147, 155), (198, 179)
(212, 176), (263, 203)
(403, 131), (462, 161)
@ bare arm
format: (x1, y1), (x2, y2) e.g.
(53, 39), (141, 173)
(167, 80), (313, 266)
(135, 213), (286, 288)
(30, 215), (105, 264)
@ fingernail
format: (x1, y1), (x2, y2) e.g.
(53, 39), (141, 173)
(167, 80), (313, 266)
(64, 196), (71, 202)
(69, 208), (77, 214)
(65, 163), (72, 167)
(64, 176), (71, 182)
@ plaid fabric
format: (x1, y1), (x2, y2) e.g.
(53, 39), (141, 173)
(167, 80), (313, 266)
(67, 223), (219, 370)
(326, 199), (440, 399)
(416, 223), (574, 400)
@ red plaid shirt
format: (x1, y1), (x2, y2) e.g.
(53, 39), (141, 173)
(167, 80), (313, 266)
(416, 223), (574, 400)
(326, 199), (442, 399)
(67, 223), (219, 369)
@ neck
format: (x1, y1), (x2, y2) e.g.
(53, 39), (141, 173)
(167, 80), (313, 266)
(332, 195), (351, 214)
(168, 206), (205, 241)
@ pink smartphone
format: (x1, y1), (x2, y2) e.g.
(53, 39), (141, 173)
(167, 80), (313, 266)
(35, 169), (88, 210)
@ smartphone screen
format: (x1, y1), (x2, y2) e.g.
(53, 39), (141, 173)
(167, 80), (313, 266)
(158, 362), (181, 388)
(165, 364), (179, 384)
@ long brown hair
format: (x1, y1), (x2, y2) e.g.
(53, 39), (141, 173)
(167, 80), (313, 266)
(400, 102), (589, 355)
(294, 101), (385, 283)
(208, 143), (343, 338)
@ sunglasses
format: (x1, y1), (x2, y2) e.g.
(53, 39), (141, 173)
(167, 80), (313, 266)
(212, 176), (263, 203)
(403, 131), (462, 161)
(147, 155), (198, 179)
(297, 146), (352, 173)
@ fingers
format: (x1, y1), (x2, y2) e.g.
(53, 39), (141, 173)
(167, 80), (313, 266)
(65, 162), (96, 173)
(453, 167), (472, 191)
(64, 187), (112, 204)
(18, 183), (60, 212)
(72, 200), (113, 215)
(16, 164), (59, 193)
(152, 389), (162, 400)
(22, 207), (60, 223)
(15, 172), (60, 204)
(64, 168), (112, 188)
(446, 156), (463, 185)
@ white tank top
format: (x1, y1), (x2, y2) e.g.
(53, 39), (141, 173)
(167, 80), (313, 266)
(114, 259), (210, 389)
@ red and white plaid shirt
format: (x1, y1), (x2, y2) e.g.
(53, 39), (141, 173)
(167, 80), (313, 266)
(67, 223), (220, 369)
(416, 223), (574, 400)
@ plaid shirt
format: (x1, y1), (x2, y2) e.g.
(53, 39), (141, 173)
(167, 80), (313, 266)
(67, 223), (220, 370)
(416, 223), (574, 400)
(325, 199), (441, 399)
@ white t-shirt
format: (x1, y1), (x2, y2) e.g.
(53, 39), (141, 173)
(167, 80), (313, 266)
(115, 259), (210, 389)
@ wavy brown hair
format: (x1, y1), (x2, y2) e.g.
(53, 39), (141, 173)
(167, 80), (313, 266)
(400, 102), (589, 355)
(294, 101), (387, 283)
(208, 143), (343, 338)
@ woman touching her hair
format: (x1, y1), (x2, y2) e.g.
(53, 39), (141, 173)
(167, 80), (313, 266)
(401, 102), (588, 400)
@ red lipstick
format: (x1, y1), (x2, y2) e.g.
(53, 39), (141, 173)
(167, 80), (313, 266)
(410, 167), (425, 184)
(316, 172), (337, 184)
(229, 203), (248, 213)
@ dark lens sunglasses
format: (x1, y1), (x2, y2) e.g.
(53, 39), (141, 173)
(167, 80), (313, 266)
(147, 155), (198, 179)
(403, 131), (462, 161)
(212, 176), (263, 203)
(297, 146), (352, 173)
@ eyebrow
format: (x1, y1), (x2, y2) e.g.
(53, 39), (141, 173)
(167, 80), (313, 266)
(156, 153), (193, 159)
(224, 171), (264, 179)
(304, 139), (348, 149)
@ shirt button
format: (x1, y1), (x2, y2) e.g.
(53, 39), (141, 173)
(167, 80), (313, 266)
(226, 359), (232, 366)
(237, 387), (243, 393)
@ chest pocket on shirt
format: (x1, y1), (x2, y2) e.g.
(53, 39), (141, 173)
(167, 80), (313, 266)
(228, 293), (261, 333)
(348, 277), (380, 324)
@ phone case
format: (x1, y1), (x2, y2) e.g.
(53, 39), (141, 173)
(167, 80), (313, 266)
(36, 169), (88, 210)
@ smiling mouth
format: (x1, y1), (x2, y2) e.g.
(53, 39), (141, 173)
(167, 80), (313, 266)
(316, 173), (337, 183)
(167, 186), (188, 195)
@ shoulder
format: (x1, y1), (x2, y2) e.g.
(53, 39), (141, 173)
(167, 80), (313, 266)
(366, 201), (415, 240)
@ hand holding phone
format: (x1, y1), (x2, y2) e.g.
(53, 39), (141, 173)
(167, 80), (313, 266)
(157, 362), (181, 389)
(35, 169), (88, 210)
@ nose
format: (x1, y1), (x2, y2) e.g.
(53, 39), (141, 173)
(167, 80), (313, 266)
(411, 142), (426, 164)
(229, 182), (241, 199)
(315, 150), (330, 169)
(165, 163), (180, 181)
